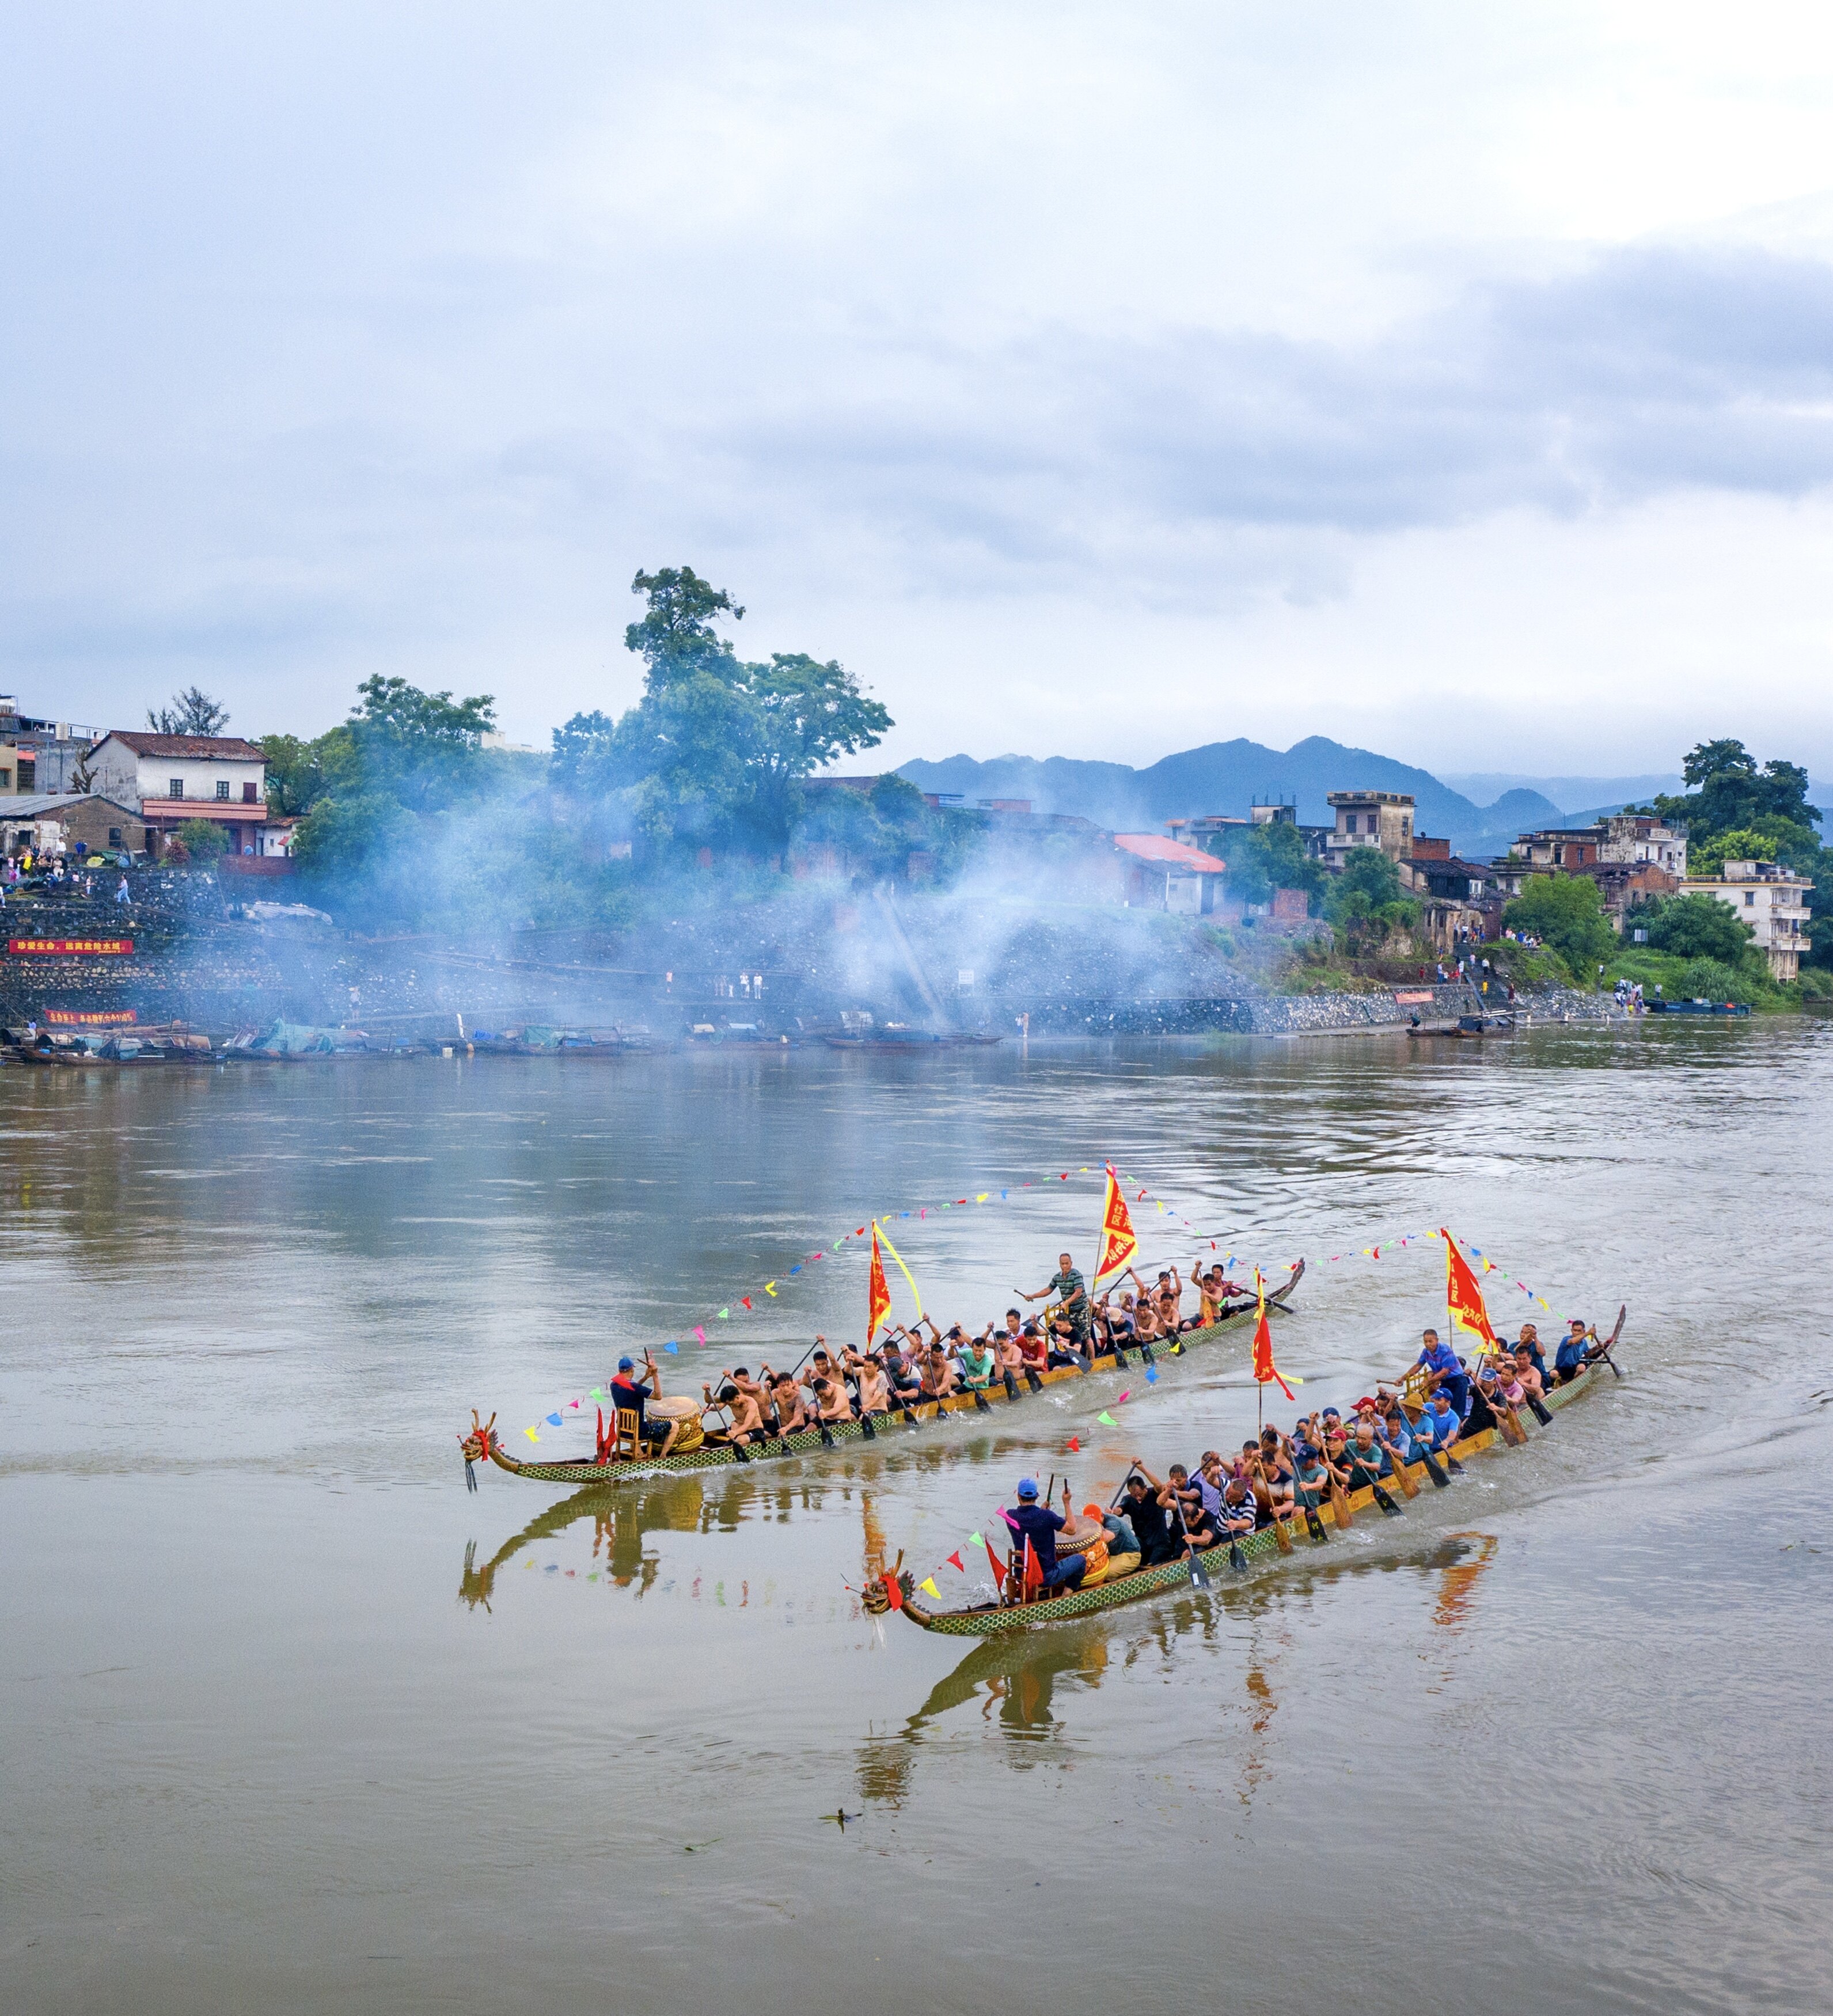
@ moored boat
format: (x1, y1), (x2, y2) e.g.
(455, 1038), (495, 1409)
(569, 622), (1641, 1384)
(871, 1348), (1615, 1638)
(460, 1260), (1306, 1494)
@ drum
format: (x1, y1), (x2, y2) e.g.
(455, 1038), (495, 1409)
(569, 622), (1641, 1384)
(646, 1394), (704, 1454)
(1056, 1520), (1109, 1582)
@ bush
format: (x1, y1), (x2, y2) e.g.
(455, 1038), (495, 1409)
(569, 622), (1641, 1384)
(173, 818), (228, 865)
(1647, 891), (1754, 963)
(1679, 957), (1762, 1005)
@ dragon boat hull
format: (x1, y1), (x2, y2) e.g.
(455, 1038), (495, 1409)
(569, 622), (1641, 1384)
(464, 1261), (1304, 1492)
(889, 1359), (1607, 1638)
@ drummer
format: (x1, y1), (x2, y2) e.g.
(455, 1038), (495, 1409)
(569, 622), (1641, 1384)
(1004, 1476), (1087, 1596)
(610, 1351), (694, 1458)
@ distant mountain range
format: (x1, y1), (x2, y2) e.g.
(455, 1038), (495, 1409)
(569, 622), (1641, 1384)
(897, 737), (1629, 858)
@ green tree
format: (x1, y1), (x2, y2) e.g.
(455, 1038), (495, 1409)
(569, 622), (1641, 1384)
(552, 567), (892, 854)
(346, 676), (496, 813)
(1646, 892), (1755, 963)
(290, 790), (415, 890)
(260, 727), (360, 816)
(149, 687), (230, 736)
(1322, 846), (1418, 950)
(1213, 820), (1327, 908)
(1502, 874), (1615, 979)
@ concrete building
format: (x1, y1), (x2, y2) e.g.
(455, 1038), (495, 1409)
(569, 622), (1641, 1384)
(1398, 842), (1504, 951)
(1679, 860), (1815, 980)
(1325, 790), (1415, 864)
(1599, 813), (1687, 877)
(1111, 833), (1229, 913)
(85, 733), (269, 858)
(0, 698), (104, 796)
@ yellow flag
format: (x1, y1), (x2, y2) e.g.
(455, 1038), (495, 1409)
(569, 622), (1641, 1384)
(919, 1577), (940, 1598)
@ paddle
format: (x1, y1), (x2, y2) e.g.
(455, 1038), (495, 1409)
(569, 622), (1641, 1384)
(1346, 1446), (1403, 1516)
(1170, 1490), (1214, 1592)
(1588, 1305), (1628, 1380)
(1279, 1433), (1330, 1543)
(1326, 1454), (1354, 1531)
(1483, 1369), (1530, 1447)
(1374, 1429), (1419, 1499)
(1251, 1462), (1294, 1555)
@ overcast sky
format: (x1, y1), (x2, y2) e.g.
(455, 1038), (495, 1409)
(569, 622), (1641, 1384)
(6, 2), (1833, 779)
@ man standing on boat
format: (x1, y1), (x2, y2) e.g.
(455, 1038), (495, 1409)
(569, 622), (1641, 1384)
(1004, 1477), (1088, 1597)
(1022, 1252), (1091, 1352)
(1413, 1327), (1468, 1419)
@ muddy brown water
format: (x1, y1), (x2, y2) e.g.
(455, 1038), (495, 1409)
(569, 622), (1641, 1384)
(3, 1025), (1830, 2014)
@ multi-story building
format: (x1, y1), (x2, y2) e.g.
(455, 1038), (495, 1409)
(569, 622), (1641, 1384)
(85, 732), (269, 858)
(1324, 790), (1414, 864)
(1598, 813), (1687, 877)
(1679, 859), (1815, 980)
(0, 697), (103, 795)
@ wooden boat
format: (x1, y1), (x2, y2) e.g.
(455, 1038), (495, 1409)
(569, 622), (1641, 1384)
(460, 1260), (1306, 1492)
(874, 1350), (1614, 1638)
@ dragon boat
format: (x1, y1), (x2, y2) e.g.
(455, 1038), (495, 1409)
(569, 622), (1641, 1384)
(459, 1260), (1305, 1493)
(870, 1325), (1621, 1639)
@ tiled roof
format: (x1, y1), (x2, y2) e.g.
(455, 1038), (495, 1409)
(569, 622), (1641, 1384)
(101, 732), (267, 760)
(1113, 832), (1226, 870)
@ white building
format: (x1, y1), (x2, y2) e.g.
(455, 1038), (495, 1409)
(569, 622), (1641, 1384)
(85, 732), (269, 857)
(1599, 813), (1688, 877)
(1680, 859), (1815, 981)
(1325, 790), (1414, 865)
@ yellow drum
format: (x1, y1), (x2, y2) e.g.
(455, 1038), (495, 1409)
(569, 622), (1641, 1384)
(1057, 1519), (1109, 1582)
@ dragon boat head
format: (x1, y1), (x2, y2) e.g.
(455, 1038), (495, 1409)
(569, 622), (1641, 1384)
(458, 1410), (499, 1490)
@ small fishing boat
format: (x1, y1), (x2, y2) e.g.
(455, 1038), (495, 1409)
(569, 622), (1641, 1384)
(872, 1337), (1619, 1638)
(460, 1261), (1306, 1493)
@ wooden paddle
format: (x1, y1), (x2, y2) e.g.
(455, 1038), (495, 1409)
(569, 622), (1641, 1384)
(1170, 1491), (1214, 1592)
(1250, 1462), (1293, 1554)
(1327, 1456), (1354, 1530)
(1375, 1430), (1419, 1499)
(1346, 1446), (1403, 1515)
(1588, 1305), (1628, 1380)
(1277, 1434), (1330, 1543)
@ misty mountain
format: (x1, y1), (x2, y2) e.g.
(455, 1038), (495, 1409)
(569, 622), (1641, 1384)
(1439, 770), (1683, 814)
(897, 736), (1569, 857)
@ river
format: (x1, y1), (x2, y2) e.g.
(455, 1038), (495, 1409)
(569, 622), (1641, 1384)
(3, 1023), (1830, 2014)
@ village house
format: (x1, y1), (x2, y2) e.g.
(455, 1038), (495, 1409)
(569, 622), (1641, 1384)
(0, 698), (104, 797)
(1324, 790), (1415, 865)
(1110, 832), (1229, 913)
(85, 732), (269, 858)
(0, 793), (149, 860)
(1398, 836), (1504, 951)
(1679, 859), (1815, 980)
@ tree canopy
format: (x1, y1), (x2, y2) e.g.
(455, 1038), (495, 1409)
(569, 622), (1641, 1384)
(552, 567), (891, 852)
(1645, 892), (1755, 964)
(149, 687), (230, 736)
(1502, 873), (1615, 977)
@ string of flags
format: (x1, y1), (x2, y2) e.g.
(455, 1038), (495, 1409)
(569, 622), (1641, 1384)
(515, 1151), (1574, 1443)
(518, 1159), (1231, 1443)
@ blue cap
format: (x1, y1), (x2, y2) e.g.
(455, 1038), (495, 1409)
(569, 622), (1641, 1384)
(617, 1356), (634, 1371)
(1016, 1477), (1039, 1500)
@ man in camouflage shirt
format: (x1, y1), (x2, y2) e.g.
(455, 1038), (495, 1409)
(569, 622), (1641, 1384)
(1022, 1251), (1090, 1349)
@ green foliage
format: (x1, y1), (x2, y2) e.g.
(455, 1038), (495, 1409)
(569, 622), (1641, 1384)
(290, 791), (416, 894)
(1502, 874), (1615, 980)
(553, 567), (891, 854)
(1320, 846), (1417, 950)
(796, 776), (976, 882)
(347, 676), (496, 814)
(1678, 957), (1762, 1006)
(173, 817), (228, 865)
(1210, 820), (1326, 909)
(1645, 891), (1755, 963)
(260, 727), (359, 816)
(1645, 736), (1830, 967)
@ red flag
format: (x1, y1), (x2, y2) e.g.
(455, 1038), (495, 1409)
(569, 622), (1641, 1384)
(1251, 1274), (1295, 1401)
(946, 1551), (965, 1574)
(1066, 1436), (1080, 1453)
(1441, 1229), (1499, 1350)
(741, 1297), (752, 1310)
(1092, 1166), (1139, 1284)
(1022, 1537), (1043, 1594)
(867, 1224), (892, 1341)
(880, 1572), (904, 1611)
(984, 1535), (1008, 1585)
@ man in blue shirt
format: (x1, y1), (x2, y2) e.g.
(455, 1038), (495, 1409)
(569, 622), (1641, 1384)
(1414, 1328), (1468, 1419)
(1554, 1320), (1595, 1384)
(1424, 1388), (1461, 1447)
(1004, 1477), (1087, 1596)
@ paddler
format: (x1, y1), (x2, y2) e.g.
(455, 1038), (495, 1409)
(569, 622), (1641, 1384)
(610, 1351), (689, 1457)
(1003, 1476), (1088, 1597)
(1021, 1252), (1090, 1352)
(1554, 1319), (1596, 1384)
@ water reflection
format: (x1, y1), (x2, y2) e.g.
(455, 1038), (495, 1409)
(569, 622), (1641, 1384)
(459, 1474), (707, 1608)
(858, 1533), (1501, 1805)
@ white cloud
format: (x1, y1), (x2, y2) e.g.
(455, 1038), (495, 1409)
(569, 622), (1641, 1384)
(3, 1), (1833, 775)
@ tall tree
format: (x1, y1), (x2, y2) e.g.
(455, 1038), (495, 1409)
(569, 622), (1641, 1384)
(148, 687), (230, 736)
(346, 675), (496, 813)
